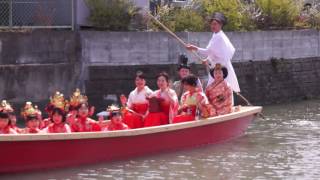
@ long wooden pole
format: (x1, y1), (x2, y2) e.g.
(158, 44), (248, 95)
(147, 12), (205, 61)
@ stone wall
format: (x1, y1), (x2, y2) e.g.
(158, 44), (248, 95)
(0, 31), (81, 111)
(1, 30), (320, 113)
(80, 30), (320, 64)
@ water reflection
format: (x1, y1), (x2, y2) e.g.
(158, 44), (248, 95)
(2, 100), (320, 180)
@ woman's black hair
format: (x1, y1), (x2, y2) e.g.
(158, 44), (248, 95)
(136, 71), (146, 80)
(181, 74), (198, 87)
(156, 72), (170, 83)
(51, 107), (66, 122)
(210, 66), (228, 79)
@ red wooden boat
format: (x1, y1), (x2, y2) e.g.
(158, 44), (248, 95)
(0, 106), (262, 173)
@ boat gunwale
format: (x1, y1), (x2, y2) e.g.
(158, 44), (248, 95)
(0, 106), (262, 142)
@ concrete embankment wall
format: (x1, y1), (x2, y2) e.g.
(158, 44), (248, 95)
(0, 30), (319, 113)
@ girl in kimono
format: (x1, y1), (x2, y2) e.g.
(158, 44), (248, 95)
(0, 100), (21, 133)
(121, 71), (153, 129)
(206, 64), (233, 115)
(21, 102), (42, 134)
(69, 90), (101, 132)
(44, 108), (71, 133)
(0, 111), (17, 134)
(173, 74), (213, 123)
(101, 105), (129, 131)
(144, 72), (179, 127)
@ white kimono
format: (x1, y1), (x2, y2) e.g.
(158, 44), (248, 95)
(197, 31), (240, 92)
(127, 86), (153, 107)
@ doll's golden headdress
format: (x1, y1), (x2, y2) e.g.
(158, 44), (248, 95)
(69, 88), (88, 107)
(21, 101), (41, 118)
(50, 91), (68, 111)
(0, 100), (14, 113)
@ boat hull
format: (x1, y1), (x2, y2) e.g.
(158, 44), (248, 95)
(0, 107), (260, 173)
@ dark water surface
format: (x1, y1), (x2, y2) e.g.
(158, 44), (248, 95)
(2, 100), (320, 180)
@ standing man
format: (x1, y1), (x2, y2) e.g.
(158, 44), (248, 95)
(186, 12), (240, 93)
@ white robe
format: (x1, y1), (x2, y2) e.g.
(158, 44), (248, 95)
(127, 86), (153, 107)
(197, 31), (240, 92)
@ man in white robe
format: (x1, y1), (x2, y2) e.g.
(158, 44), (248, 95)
(186, 12), (240, 93)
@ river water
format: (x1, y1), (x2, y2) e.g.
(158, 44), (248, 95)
(2, 99), (320, 180)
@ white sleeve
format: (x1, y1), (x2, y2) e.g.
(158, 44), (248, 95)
(127, 92), (133, 108)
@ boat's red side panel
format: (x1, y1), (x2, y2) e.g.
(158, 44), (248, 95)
(0, 115), (253, 173)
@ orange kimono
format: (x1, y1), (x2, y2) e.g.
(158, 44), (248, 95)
(206, 81), (232, 115)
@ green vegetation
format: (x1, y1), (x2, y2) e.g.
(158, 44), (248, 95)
(86, 0), (320, 32)
(85, 0), (142, 31)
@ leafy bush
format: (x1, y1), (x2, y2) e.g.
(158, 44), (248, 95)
(254, 0), (302, 30)
(148, 5), (205, 32)
(85, 0), (141, 31)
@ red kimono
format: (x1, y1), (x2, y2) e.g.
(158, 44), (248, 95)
(45, 123), (71, 133)
(70, 118), (101, 132)
(173, 91), (209, 123)
(144, 89), (178, 127)
(22, 127), (40, 134)
(10, 125), (22, 134)
(0, 126), (17, 134)
(103, 121), (129, 131)
(122, 87), (152, 129)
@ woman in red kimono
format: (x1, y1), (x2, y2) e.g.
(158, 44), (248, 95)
(0, 111), (17, 134)
(121, 71), (153, 129)
(206, 64), (233, 115)
(144, 72), (179, 127)
(100, 105), (129, 131)
(173, 74), (213, 123)
(0, 100), (21, 133)
(21, 102), (42, 134)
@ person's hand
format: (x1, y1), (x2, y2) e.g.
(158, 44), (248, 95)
(67, 113), (76, 124)
(89, 106), (95, 116)
(120, 94), (127, 106)
(185, 44), (198, 51)
(202, 59), (209, 66)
